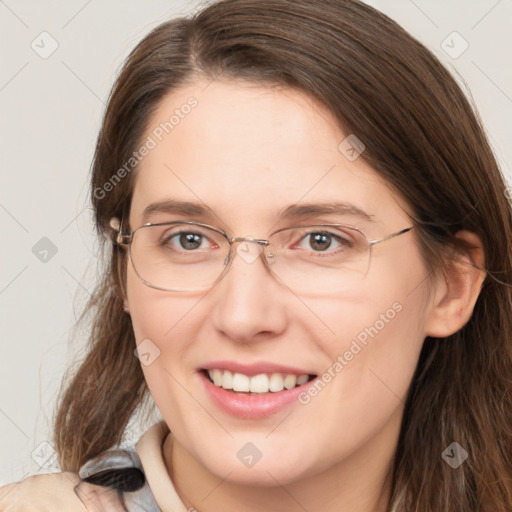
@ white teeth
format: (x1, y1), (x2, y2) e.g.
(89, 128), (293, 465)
(207, 370), (310, 393)
(211, 369), (222, 387)
(269, 373), (284, 392)
(249, 374), (269, 393)
(283, 374), (297, 390)
(297, 374), (309, 385)
(221, 370), (233, 390)
(232, 373), (250, 392)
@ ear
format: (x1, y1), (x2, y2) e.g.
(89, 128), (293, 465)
(120, 273), (130, 314)
(110, 217), (131, 315)
(424, 230), (486, 338)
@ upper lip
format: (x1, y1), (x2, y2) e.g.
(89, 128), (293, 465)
(201, 361), (316, 376)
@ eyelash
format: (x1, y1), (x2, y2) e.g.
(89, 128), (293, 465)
(160, 229), (352, 255)
(293, 231), (352, 254)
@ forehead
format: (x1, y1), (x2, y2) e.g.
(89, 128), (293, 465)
(129, 79), (408, 232)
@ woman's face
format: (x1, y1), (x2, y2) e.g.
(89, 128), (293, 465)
(126, 79), (433, 486)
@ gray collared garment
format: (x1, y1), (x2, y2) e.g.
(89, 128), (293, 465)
(77, 446), (162, 511)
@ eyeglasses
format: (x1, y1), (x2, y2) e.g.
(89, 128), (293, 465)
(114, 220), (414, 294)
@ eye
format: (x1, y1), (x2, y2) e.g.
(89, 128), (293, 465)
(179, 232), (204, 250)
(162, 231), (210, 251)
(297, 231), (352, 253)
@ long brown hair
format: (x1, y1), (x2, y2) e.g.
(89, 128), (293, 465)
(53, 0), (512, 509)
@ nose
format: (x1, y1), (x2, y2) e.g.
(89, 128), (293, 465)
(209, 240), (288, 343)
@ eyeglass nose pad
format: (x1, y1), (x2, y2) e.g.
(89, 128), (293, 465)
(234, 238), (264, 264)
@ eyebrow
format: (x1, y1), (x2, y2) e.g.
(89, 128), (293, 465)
(141, 199), (375, 225)
(142, 200), (216, 224)
(279, 202), (375, 223)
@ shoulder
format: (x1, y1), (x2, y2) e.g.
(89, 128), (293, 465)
(0, 472), (87, 511)
(0, 470), (133, 512)
(0, 433), (162, 512)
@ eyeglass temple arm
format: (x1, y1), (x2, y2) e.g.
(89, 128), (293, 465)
(368, 226), (414, 246)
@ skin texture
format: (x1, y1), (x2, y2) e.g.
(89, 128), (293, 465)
(124, 79), (485, 512)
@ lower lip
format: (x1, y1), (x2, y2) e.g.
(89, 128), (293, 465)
(199, 371), (314, 419)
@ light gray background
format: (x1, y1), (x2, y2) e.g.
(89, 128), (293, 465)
(1, 0), (511, 485)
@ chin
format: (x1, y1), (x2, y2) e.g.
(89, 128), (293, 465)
(200, 447), (315, 487)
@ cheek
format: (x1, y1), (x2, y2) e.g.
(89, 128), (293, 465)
(304, 248), (431, 406)
(126, 268), (206, 423)
(307, 277), (428, 362)
(125, 267), (210, 402)
(293, 294), (427, 467)
(126, 265), (199, 345)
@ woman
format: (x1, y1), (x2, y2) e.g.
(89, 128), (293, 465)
(1, 0), (511, 510)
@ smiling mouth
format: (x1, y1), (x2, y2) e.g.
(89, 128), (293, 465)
(202, 369), (316, 394)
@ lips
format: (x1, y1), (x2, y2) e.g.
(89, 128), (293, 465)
(198, 361), (318, 418)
